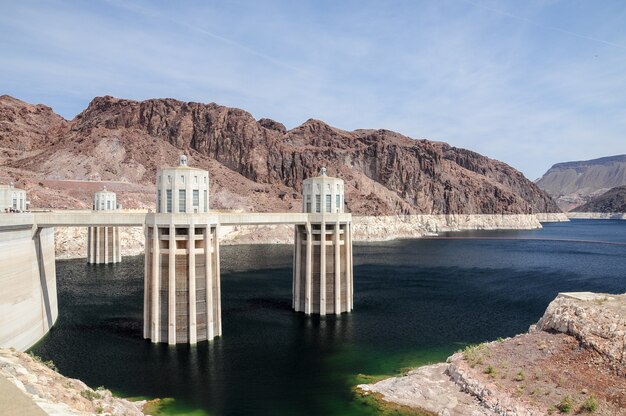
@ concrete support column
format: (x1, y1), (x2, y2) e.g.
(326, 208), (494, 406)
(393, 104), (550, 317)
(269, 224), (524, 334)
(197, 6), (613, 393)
(95, 227), (100, 263)
(347, 222), (353, 311)
(87, 227), (91, 263)
(334, 221), (341, 314)
(320, 220), (326, 316)
(87, 227), (92, 263)
(213, 225), (222, 336)
(143, 226), (150, 338)
(205, 226), (214, 339)
(292, 227), (296, 309)
(294, 226), (302, 311)
(304, 222), (312, 315)
(188, 225), (197, 344)
(104, 225), (109, 263)
(168, 224), (176, 345)
(150, 224), (160, 342)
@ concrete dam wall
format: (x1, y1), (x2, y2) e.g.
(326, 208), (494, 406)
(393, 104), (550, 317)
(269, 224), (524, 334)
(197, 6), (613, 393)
(0, 215), (57, 351)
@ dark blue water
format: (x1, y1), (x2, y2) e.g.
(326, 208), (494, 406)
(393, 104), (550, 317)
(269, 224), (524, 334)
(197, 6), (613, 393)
(31, 220), (626, 415)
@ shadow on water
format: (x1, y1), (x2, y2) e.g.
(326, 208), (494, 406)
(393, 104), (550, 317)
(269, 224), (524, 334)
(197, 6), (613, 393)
(30, 221), (626, 415)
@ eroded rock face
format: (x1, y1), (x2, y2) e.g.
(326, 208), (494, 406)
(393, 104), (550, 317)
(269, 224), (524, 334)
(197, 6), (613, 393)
(533, 292), (626, 372)
(1, 95), (560, 216)
(361, 293), (626, 416)
(0, 348), (145, 415)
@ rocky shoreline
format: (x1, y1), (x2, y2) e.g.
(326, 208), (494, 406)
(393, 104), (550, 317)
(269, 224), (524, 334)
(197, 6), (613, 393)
(53, 213), (569, 259)
(0, 348), (147, 415)
(358, 292), (626, 416)
(566, 212), (626, 220)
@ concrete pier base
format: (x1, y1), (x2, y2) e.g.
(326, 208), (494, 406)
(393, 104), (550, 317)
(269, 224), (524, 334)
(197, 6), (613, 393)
(143, 214), (221, 344)
(293, 218), (353, 315)
(87, 226), (121, 264)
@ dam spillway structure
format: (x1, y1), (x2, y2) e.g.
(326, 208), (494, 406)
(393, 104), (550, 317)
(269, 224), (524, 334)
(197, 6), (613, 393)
(87, 187), (121, 264)
(293, 167), (353, 315)
(144, 155), (221, 344)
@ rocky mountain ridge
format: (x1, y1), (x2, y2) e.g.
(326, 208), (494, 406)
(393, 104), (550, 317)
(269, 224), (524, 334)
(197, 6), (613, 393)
(572, 185), (626, 213)
(0, 95), (560, 216)
(536, 154), (626, 211)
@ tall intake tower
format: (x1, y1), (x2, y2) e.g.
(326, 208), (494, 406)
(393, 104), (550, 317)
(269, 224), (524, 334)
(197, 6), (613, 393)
(293, 167), (353, 315)
(87, 188), (121, 264)
(144, 155), (221, 344)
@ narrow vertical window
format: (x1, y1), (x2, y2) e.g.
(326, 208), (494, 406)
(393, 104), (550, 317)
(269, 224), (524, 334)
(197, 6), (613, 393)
(179, 189), (186, 212)
(166, 190), (172, 213)
(107, 200), (111, 210)
(305, 195), (311, 212)
(204, 190), (208, 212)
(325, 194), (331, 212)
(157, 190), (162, 212)
(315, 195), (321, 213)
(193, 190), (199, 206)
(336, 194), (340, 212)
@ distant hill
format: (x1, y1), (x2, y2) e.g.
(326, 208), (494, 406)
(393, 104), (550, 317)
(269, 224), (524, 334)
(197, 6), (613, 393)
(536, 155), (626, 211)
(571, 185), (626, 213)
(0, 95), (560, 215)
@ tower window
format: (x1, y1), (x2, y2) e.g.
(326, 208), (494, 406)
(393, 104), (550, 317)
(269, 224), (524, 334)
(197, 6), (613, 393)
(193, 190), (199, 207)
(325, 194), (331, 212)
(315, 195), (321, 213)
(166, 190), (172, 213)
(179, 189), (186, 212)
(305, 195), (311, 212)
(204, 190), (208, 212)
(336, 194), (340, 212)
(158, 190), (162, 212)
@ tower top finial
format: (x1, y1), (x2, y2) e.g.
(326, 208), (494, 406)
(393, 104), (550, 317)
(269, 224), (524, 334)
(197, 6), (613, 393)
(320, 167), (327, 176)
(179, 155), (188, 166)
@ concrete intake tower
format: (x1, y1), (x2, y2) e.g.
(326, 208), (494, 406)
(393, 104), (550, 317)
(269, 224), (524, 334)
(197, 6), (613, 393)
(293, 167), (353, 315)
(143, 155), (221, 344)
(87, 188), (121, 264)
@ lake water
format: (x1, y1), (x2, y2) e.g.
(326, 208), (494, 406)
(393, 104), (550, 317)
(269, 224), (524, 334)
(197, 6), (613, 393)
(31, 219), (626, 415)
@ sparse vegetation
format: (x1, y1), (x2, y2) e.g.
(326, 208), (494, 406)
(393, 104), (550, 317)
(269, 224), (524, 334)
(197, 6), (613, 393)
(580, 395), (598, 413)
(27, 351), (58, 372)
(557, 395), (573, 413)
(514, 370), (525, 382)
(461, 343), (489, 368)
(484, 365), (497, 378)
(80, 389), (102, 401)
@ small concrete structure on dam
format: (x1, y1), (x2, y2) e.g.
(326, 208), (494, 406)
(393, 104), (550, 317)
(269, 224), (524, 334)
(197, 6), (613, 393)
(87, 187), (122, 264)
(0, 158), (354, 349)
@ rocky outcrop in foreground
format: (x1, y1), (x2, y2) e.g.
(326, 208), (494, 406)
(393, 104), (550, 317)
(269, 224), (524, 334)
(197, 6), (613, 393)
(0, 348), (146, 415)
(359, 292), (626, 415)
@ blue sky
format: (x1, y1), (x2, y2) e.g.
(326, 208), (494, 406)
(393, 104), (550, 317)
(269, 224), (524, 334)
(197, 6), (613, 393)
(1, 0), (625, 179)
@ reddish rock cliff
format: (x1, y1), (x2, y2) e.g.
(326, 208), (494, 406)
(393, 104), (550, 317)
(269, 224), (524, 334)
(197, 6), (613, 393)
(0, 95), (560, 214)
